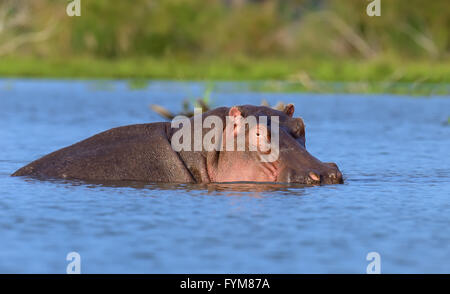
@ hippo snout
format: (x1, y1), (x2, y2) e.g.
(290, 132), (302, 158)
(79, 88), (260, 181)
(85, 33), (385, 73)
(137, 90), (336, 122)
(281, 163), (343, 185)
(322, 162), (344, 184)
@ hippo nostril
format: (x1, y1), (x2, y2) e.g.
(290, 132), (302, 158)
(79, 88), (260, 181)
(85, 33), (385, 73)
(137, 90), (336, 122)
(308, 171), (320, 182)
(332, 170), (344, 184)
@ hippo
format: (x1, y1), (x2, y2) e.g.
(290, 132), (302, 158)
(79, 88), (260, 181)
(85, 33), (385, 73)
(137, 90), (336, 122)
(12, 104), (343, 185)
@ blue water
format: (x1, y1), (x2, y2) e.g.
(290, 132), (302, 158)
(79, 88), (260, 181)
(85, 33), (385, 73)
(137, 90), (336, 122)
(0, 79), (449, 273)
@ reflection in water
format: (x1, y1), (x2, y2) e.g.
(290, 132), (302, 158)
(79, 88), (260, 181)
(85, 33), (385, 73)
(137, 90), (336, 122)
(204, 182), (306, 197)
(23, 176), (307, 197)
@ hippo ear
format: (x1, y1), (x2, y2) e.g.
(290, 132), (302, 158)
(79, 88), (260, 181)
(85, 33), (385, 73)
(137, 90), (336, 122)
(228, 106), (245, 136)
(229, 106), (242, 118)
(283, 104), (295, 117)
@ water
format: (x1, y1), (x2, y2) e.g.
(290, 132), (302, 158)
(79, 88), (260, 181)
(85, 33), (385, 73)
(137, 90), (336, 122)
(0, 79), (449, 273)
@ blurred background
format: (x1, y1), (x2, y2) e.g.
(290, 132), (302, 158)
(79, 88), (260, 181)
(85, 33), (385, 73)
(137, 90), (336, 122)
(0, 0), (448, 92)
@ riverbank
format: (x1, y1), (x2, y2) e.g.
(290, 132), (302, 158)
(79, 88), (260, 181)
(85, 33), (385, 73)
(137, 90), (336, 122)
(1, 57), (449, 95)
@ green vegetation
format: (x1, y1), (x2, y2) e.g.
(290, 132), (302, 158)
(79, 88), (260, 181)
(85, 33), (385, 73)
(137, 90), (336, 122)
(0, 0), (448, 94)
(1, 56), (449, 82)
(1, 57), (448, 95)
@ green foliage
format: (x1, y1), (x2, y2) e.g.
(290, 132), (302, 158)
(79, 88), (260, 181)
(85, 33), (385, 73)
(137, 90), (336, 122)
(2, 0), (448, 60)
(0, 0), (448, 91)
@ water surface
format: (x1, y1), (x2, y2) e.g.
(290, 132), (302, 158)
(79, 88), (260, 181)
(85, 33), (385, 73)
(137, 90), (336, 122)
(0, 79), (449, 273)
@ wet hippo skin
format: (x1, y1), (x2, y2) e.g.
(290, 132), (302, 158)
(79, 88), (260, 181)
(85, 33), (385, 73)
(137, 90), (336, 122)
(12, 105), (343, 185)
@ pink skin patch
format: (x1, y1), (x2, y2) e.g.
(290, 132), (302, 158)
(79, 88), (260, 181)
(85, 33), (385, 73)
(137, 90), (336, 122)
(215, 158), (279, 182)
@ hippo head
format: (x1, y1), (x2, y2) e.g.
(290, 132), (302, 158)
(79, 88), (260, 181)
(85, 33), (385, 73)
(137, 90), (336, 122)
(205, 104), (343, 185)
